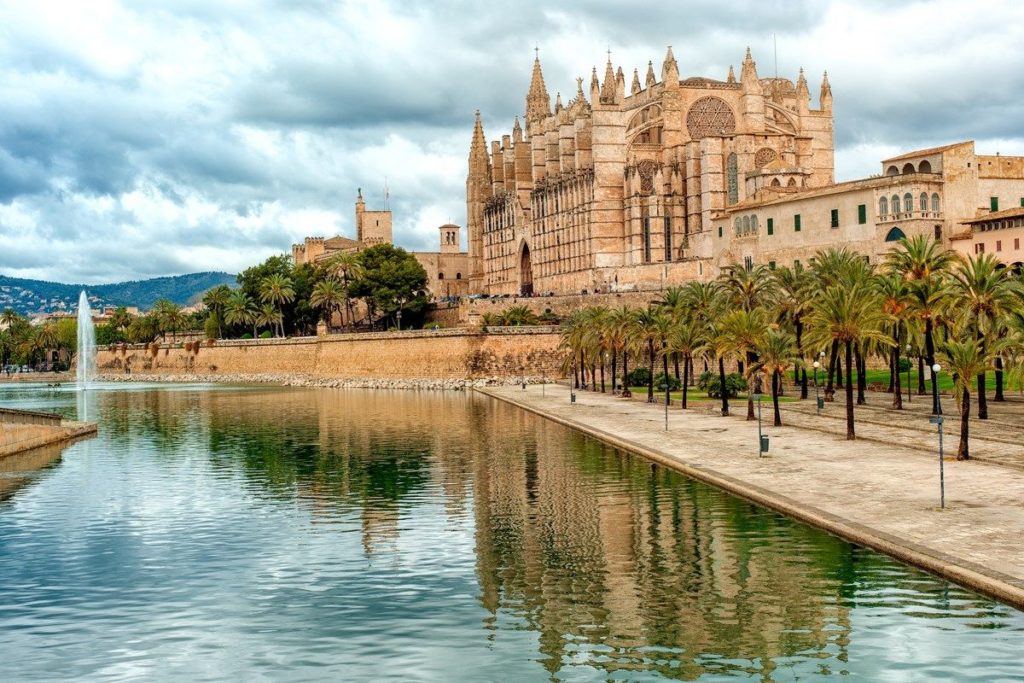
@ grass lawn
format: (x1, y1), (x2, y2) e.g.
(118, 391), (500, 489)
(861, 368), (1010, 393)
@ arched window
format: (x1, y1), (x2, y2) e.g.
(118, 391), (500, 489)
(751, 215), (759, 233)
(886, 165), (899, 176)
(727, 153), (739, 205)
(885, 227), (907, 242)
(931, 193), (941, 212)
(456, 273), (462, 279)
(918, 160), (932, 173)
(770, 178), (781, 187)
(734, 217), (742, 236)
(891, 194), (901, 214)
(879, 196), (888, 215)
(920, 193), (928, 211)
(902, 163), (915, 174)
(787, 178), (798, 187)
(904, 193), (913, 213)
(438, 273), (445, 280)
(742, 216), (750, 235)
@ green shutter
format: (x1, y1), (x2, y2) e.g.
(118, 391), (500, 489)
(794, 214), (801, 232)
(767, 218), (774, 236)
(1020, 197), (1023, 208)
(831, 208), (839, 228)
(857, 204), (867, 224)
(768, 260), (776, 270)
(991, 197), (999, 211)
(718, 226), (723, 238)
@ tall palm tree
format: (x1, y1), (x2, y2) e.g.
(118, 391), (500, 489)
(939, 338), (992, 460)
(667, 316), (703, 409)
(202, 285), (232, 338)
(773, 263), (813, 398)
(324, 252), (365, 326)
(716, 308), (769, 420)
(755, 329), (800, 426)
(310, 279), (346, 331)
(1, 308), (21, 329)
(805, 280), (890, 439)
(635, 307), (669, 402)
(877, 273), (913, 409)
(36, 323), (60, 370)
(720, 263), (776, 313)
(259, 274), (295, 338)
(256, 304), (283, 337)
(949, 254), (1019, 420)
(224, 291), (258, 338)
(606, 305), (637, 394)
(655, 286), (688, 380)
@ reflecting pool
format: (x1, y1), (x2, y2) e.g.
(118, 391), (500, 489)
(0, 384), (1022, 682)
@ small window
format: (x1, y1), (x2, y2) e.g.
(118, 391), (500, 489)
(438, 273), (445, 280)
(768, 260), (776, 270)
(767, 218), (774, 235)
(1020, 198), (1024, 208)
(794, 214), (801, 232)
(742, 216), (751, 235)
(997, 240), (1002, 252)
(751, 216), (759, 233)
(920, 193), (928, 211)
(744, 256), (753, 271)
(794, 259), (801, 269)
(1015, 238), (1020, 250)
(932, 193), (941, 212)
(456, 273), (462, 279)
(934, 224), (942, 240)
(830, 208), (839, 228)
(991, 197), (999, 212)
(718, 226), (723, 238)
(858, 204), (867, 224)
(904, 193), (913, 213)
(734, 217), (741, 236)
(643, 218), (651, 263)
(879, 196), (888, 215)
(664, 216), (672, 262)
(885, 227), (906, 242)
(977, 243), (985, 254)
(892, 194), (901, 214)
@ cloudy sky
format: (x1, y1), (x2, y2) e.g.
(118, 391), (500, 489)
(1, 0), (1023, 283)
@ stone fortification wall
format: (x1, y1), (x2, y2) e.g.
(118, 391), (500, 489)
(96, 328), (566, 381)
(461, 290), (665, 325)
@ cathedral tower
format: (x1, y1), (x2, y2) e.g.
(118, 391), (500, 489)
(466, 111), (492, 291)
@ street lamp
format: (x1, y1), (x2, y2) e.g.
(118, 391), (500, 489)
(659, 382), (669, 431)
(753, 375), (768, 456)
(813, 360), (821, 415)
(570, 362), (576, 404)
(905, 343), (912, 404)
(929, 363), (945, 509)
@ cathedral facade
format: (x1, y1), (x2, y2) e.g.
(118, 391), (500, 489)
(466, 47), (834, 295)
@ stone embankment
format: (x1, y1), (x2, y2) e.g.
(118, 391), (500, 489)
(97, 373), (546, 391)
(0, 408), (97, 458)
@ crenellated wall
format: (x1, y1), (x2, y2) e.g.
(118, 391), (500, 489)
(96, 328), (567, 380)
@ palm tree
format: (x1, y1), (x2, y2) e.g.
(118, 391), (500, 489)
(606, 305), (637, 394)
(939, 338), (992, 460)
(35, 323), (60, 370)
(202, 285), (232, 338)
(667, 316), (704, 409)
(716, 308), (769, 420)
(256, 304), (282, 337)
(310, 280), (346, 331)
(636, 307), (669, 402)
(755, 329), (800, 426)
(0, 308), (19, 329)
(323, 252), (364, 326)
(949, 254), (1019, 419)
(805, 280), (890, 439)
(773, 263), (813, 398)
(224, 292), (258, 338)
(877, 273), (913, 409)
(655, 286), (688, 380)
(259, 274), (295, 338)
(500, 305), (540, 326)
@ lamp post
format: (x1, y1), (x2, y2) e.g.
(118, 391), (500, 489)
(905, 343), (912, 404)
(929, 363), (945, 509)
(813, 360), (821, 415)
(570, 362), (576, 404)
(754, 375), (768, 456)
(659, 382), (669, 431)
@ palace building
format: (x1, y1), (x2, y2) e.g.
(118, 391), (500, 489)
(466, 48), (1024, 295)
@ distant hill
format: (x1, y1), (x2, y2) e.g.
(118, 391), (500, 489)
(0, 272), (237, 316)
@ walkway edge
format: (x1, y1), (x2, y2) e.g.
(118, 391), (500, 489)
(477, 387), (1024, 611)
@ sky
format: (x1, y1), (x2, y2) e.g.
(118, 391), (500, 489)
(1, 0), (1023, 284)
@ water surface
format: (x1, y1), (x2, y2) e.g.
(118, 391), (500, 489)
(0, 384), (1022, 682)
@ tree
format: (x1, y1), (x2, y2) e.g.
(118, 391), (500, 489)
(607, 305), (638, 396)
(322, 252), (365, 326)
(877, 273), (913, 409)
(224, 291), (258, 338)
(715, 308), (768, 420)
(666, 315), (703, 409)
(755, 329), (800, 427)
(310, 279), (346, 330)
(773, 263), (813, 398)
(805, 280), (890, 439)
(349, 244), (428, 329)
(949, 254), (1019, 419)
(256, 304), (282, 337)
(0, 308), (19, 329)
(939, 338), (991, 460)
(259, 274), (295, 338)
(202, 285), (233, 338)
(107, 306), (133, 333)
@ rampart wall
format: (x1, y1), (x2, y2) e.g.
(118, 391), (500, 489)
(96, 328), (567, 380)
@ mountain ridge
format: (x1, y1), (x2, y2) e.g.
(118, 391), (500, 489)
(0, 272), (236, 315)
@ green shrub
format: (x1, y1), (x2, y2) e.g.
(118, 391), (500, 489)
(204, 314), (221, 341)
(897, 357), (912, 372)
(259, 330), (273, 339)
(697, 371), (746, 398)
(241, 333), (253, 340)
(654, 372), (681, 391)
(627, 367), (651, 387)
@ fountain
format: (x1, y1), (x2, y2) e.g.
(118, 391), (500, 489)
(76, 290), (96, 389)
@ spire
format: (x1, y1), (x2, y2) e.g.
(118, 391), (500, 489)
(727, 65), (736, 84)
(590, 66), (600, 101)
(796, 67), (809, 96)
(554, 91), (563, 113)
(615, 65), (625, 100)
(820, 70), (832, 111)
(631, 68), (641, 94)
(600, 52), (616, 103)
(661, 46), (679, 87)
(645, 60), (656, 87)
(740, 47), (759, 92)
(526, 50), (551, 121)
(470, 110), (487, 157)
(512, 115), (523, 142)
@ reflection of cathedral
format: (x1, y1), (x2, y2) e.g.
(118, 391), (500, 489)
(466, 47), (834, 295)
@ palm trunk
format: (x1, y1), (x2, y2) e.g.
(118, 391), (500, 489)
(662, 344), (670, 398)
(647, 339), (655, 403)
(892, 343), (903, 410)
(600, 359), (605, 393)
(918, 355), (926, 394)
(995, 356), (1005, 401)
(796, 318), (808, 399)
(621, 350), (630, 398)
(611, 353), (617, 393)
(855, 345), (866, 405)
(673, 353), (681, 383)
(825, 340), (838, 400)
(845, 340), (855, 440)
(835, 353), (843, 388)
(574, 355), (580, 389)
(977, 331), (987, 419)
(887, 347), (895, 393)
(958, 387), (971, 460)
(772, 369), (782, 427)
(719, 356), (729, 416)
(590, 363), (597, 391)
(682, 353), (689, 409)
(926, 318), (937, 412)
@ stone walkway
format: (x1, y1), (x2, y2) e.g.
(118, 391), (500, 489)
(478, 384), (1024, 611)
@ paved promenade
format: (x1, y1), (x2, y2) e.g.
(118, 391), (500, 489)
(478, 384), (1024, 610)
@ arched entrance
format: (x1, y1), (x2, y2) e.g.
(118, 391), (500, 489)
(519, 243), (533, 296)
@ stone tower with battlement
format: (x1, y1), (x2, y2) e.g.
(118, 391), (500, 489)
(466, 46), (834, 295)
